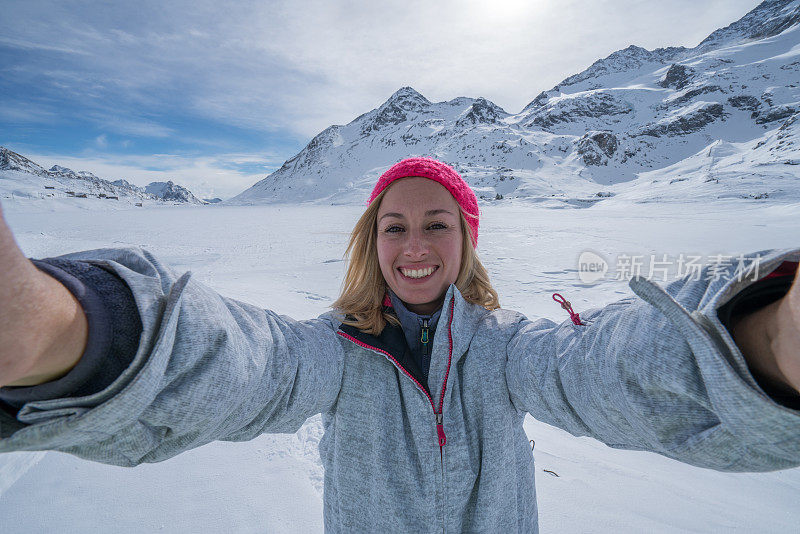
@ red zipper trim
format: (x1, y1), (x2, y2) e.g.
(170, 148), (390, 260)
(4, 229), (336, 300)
(336, 298), (456, 448)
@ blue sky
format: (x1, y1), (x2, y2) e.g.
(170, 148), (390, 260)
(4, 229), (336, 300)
(1, 0), (760, 199)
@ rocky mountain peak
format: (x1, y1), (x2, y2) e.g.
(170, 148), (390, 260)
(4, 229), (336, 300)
(144, 180), (204, 204)
(546, 1), (800, 94)
(0, 147), (46, 175)
(46, 165), (100, 181)
(456, 97), (508, 126)
(696, 0), (800, 51)
(386, 86), (431, 110)
(49, 165), (74, 174)
(112, 179), (135, 188)
(362, 86), (432, 135)
(557, 44), (687, 89)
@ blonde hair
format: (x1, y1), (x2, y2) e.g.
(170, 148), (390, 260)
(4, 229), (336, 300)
(332, 189), (500, 335)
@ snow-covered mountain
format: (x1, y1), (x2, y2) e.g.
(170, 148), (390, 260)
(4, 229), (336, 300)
(0, 148), (49, 176)
(0, 147), (205, 206)
(695, 0), (800, 52)
(144, 180), (204, 204)
(229, 0), (800, 206)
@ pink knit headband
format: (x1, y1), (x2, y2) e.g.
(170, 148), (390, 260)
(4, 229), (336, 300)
(368, 157), (479, 247)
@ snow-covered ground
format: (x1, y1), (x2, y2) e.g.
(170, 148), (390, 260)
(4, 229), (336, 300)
(1, 198), (799, 533)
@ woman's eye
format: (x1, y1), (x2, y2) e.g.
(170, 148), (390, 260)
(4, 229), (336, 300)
(428, 222), (448, 230)
(385, 225), (404, 233)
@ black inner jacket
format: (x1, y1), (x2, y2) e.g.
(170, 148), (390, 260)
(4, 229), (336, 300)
(340, 309), (434, 397)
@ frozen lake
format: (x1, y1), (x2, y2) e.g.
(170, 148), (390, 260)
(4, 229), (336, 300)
(1, 199), (799, 533)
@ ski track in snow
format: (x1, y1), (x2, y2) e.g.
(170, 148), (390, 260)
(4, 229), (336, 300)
(0, 200), (799, 533)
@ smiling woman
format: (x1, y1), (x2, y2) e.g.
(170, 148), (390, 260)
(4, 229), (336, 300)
(0, 157), (799, 533)
(333, 159), (499, 334)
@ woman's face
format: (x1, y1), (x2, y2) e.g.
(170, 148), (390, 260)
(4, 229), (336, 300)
(376, 177), (463, 315)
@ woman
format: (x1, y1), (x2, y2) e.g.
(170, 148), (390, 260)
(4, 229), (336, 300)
(1, 157), (799, 532)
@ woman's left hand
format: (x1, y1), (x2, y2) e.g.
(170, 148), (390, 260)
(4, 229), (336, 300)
(732, 267), (800, 397)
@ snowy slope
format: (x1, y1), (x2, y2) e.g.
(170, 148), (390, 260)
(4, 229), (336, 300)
(229, 0), (800, 206)
(0, 200), (798, 533)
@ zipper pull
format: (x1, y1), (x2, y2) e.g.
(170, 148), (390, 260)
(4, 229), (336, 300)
(421, 318), (429, 344)
(436, 412), (446, 447)
(552, 293), (584, 325)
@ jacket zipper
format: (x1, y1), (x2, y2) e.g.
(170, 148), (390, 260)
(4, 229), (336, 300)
(336, 298), (455, 448)
(421, 318), (431, 392)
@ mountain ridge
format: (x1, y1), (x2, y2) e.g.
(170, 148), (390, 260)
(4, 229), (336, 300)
(0, 147), (205, 205)
(229, 0), (800, 206)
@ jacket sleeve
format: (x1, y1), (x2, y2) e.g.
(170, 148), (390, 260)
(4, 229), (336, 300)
(0, 247), (346, 467)
(0, 258), (144, 409)
(505, 247), (800, 473)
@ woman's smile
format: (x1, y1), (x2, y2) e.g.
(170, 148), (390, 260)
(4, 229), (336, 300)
(397, 265), (438, 280)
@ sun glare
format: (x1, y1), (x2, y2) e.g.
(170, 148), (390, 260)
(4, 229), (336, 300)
(463, 0), (543, 22)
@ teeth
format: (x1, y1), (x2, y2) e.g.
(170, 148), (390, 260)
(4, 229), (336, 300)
(401, 267), (435, 278)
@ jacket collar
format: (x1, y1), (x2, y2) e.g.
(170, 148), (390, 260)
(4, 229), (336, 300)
(425, 285), (486, 387)
(337, 285), (489, 403)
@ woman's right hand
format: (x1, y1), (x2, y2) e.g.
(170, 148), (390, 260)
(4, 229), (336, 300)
(0, 201), (87, 387)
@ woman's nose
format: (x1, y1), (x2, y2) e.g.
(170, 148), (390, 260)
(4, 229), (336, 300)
(404, 231), (429, 258)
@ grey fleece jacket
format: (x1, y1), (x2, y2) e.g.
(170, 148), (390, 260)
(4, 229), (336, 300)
(1, 246), (799, 533)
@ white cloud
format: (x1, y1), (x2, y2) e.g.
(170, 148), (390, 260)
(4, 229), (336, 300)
(0, 35), (91, 55)
(87, 116), (174, 138)
(1, 0), (760, 138)
(0, 104), (58, 124)
(181, 0), (760, 135)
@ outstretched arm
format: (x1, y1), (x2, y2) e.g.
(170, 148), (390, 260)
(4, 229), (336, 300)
(0, 202), (88, 387)
(506, 248), (800, 473)
(0, 201), (346, 466)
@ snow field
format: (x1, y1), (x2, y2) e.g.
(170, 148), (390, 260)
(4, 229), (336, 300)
(0, 200), (799, 533)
